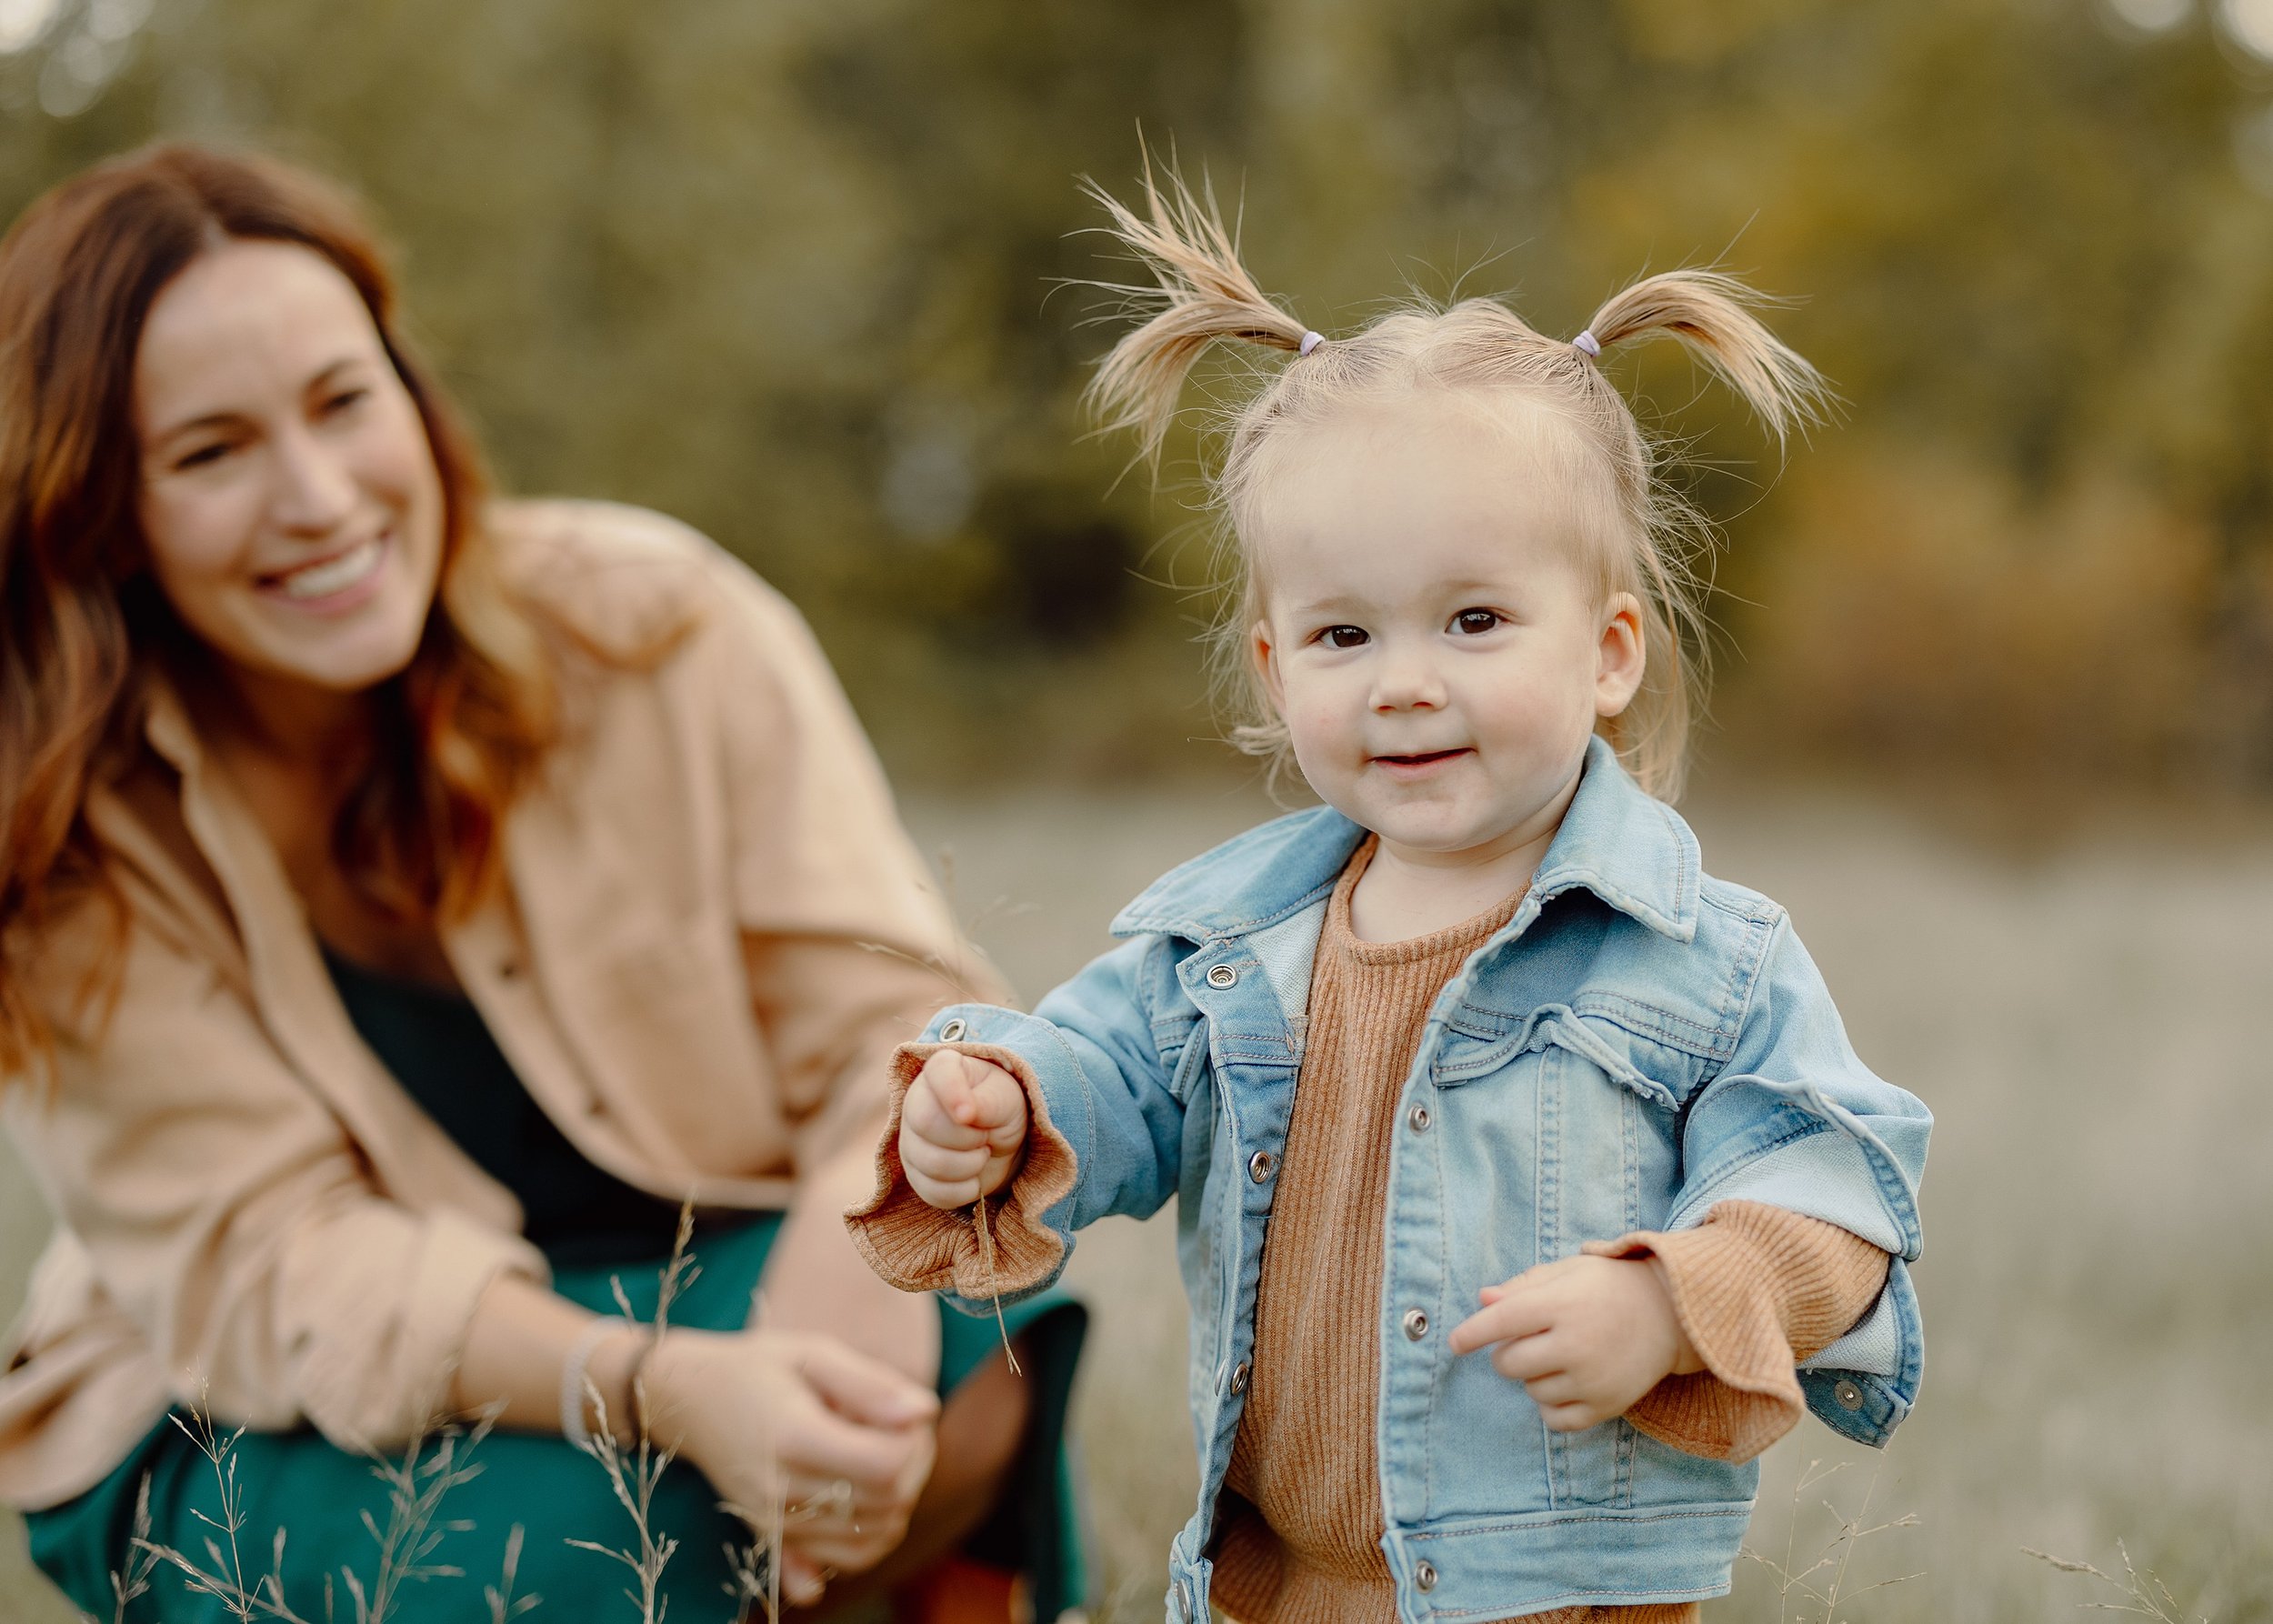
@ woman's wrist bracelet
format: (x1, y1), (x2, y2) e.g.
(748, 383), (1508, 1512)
(559, 1316), (650, 1453)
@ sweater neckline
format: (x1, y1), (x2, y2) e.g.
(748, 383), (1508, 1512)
(1324, 837), (1528, 968)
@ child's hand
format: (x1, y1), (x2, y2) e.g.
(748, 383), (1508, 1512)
(897, 1049), (1029, 1209)
(1447, 1254), (1701, 1432)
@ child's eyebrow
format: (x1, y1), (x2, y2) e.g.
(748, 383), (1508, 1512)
(1277, 589), (1375, 619)
(1280, 575), (1537, 618)
(1437, 576), (1527, 598)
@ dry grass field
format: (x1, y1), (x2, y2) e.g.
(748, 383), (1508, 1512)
(5, 779), (2270, 1622)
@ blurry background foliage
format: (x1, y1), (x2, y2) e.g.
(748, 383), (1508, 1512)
(6, 0), (2273, 792)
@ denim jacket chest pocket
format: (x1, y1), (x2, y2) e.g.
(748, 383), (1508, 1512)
(1428, 1004), (1700, 1276)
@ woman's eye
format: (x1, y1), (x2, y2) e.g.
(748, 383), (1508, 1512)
(172, 442), (230, 472)
(321, 388), (368, 416)
(1451, 608), (1502, 636)
(1321, 625), (1369, 650)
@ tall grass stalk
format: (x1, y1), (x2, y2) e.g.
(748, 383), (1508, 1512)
(105, 1477), (158, 1624)
(1740, 1459), (1922, 1624)
(130, 1398), (496, 1624)
(566, 1204), (701, 1623)
(482, 1525), (537, 1624)
(2025, 1541), (2213, 1623)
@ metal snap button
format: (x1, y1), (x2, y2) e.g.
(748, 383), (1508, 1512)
(938, 1018), (967, 1042)
(1229, 1360), (1251, 1395)
(1248, 1149), (1276, 1183)
(1207, 964), (1239, 989)
(1170, 1579), (1190, 1622)
(1407, 1104), (1432, 1132)
(1415, 1559), (1438, 1592)
(1833, 1378), (1865, 1411)
(1402, 1308), (1429, 1340)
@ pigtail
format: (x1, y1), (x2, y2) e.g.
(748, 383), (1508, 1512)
(1567, 269), (1827, 800)
(1581, 269), (1829, 446)
(1084, 163), (1314, 467)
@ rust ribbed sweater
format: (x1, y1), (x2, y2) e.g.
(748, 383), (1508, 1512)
(846, 846), (1893, 1624)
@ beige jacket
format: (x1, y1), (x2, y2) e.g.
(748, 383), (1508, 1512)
(0, 500), (991, 1509)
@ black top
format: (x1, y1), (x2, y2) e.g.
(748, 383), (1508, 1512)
(322, 948), (687, 1268)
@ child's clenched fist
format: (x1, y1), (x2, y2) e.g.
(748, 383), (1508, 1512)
(898, 1049), (1030, 1208)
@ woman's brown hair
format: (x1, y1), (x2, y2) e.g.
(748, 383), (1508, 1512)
(0, 143), (559, 1081)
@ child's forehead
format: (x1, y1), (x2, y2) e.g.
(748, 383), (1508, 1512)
(1252, 514), (1580, 614)
(1265, 386), (1558, 459)
(1239, 388), (1607, 595)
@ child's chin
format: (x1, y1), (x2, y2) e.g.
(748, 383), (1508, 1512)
(1370, 810), (1495, 854)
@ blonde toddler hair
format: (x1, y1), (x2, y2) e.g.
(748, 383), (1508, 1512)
(1085, 166), (1827, 803)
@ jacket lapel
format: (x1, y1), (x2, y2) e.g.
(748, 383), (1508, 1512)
(143, 687), (522, 1228)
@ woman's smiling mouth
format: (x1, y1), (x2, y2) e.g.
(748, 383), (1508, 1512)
(256, 534), (390, 609)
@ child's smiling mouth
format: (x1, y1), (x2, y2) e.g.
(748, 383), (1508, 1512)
(1369, 747), (1474, 777)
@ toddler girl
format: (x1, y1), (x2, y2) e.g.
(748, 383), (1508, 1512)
(849, 172), (1929, 1624)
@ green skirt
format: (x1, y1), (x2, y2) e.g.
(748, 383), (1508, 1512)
(25, 1214), (1087, 1623)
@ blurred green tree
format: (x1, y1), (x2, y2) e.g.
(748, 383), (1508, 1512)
(4, 0), (2269, 787)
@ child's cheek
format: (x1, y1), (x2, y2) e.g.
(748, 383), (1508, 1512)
(1278, 677), (1351, 761)
(1300, 687), (1364, 782)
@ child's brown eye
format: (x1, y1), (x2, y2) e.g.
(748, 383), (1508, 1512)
(1452, 609), (1501, 636)
(1321, 626), (1369, 650)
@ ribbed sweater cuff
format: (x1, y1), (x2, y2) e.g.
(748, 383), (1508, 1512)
(1583, 1199), (1890, 1464)
(841, 1040), (1077, 1301)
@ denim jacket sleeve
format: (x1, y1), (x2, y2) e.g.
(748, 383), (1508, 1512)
(898, 933), (1196, 1311)
(1666, 912), (1932, 1446)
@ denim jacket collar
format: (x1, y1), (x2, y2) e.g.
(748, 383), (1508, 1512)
(1112, 735), (1700, 945)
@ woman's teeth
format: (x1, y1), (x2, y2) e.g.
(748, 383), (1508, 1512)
(274, 539), (383, 601)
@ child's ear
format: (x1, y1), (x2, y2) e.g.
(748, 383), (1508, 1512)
(1595, 594), (1647, 719)
(1252, 620), (1289, 716)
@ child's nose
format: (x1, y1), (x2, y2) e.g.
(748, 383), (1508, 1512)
(1370, 651), (1447, 710)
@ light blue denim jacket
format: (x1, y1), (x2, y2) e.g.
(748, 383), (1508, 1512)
(922, 740), (1929, 1623)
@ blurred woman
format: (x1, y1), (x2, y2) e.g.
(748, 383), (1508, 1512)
(0, 143), (1084, 1624)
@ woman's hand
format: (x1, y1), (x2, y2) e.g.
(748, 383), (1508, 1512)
(641, 1326), (939, 1608)
(899, 1050), (1029, 1208)
(1447, 1254), (1702, 1432)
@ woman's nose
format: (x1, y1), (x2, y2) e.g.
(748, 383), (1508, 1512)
(267, 423), (359, 536)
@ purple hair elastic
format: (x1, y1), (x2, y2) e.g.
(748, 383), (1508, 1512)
(1572, 329), (1602, 359)
(1298, 330), (1325, 357)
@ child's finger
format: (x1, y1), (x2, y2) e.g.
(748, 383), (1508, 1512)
(1489, 1331), (1563, 1385)
(906, 1169), (977, 1208)
(927, 1058), (990, 1126)
(903, 1078), (990, 1152)
(1537, 1398), (1602, 1434)
(1449, 1290), (1557, 1354)
(901, 1136), (988, 1188)
(1477, 1262), (1557, 1307)
(966, 1063), (1030, 1138)
(1514, 1367), (1578, 1406)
